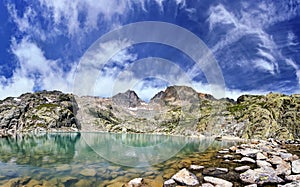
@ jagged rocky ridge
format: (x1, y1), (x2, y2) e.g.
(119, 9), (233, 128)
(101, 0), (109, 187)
(0, 86), (299, 140)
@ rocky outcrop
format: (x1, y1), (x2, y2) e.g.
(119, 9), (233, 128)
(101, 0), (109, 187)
(0, 91), (79, 135)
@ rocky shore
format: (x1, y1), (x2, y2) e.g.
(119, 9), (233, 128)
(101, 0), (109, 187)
(123, 139), (300, 187)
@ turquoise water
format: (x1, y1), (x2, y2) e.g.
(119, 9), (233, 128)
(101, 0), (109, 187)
(0, 132), (235, 186)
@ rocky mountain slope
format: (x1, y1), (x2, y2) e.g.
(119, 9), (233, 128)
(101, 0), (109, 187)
(0, 86), (299, 140)
(0, 91), (79, 135)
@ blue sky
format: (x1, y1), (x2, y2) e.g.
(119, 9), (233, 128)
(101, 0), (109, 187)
(0, 0), (300, 100)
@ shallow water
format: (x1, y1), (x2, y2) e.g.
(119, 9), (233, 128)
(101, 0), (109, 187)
(0, 132), (238, 186)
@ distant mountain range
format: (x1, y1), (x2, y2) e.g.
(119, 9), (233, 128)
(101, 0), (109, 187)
(0, 86), (299, 140)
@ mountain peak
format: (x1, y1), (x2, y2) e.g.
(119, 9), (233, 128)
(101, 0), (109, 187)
(112, 90), (142, 108)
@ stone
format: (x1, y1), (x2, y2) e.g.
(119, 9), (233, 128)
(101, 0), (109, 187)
(201, 183), (214, 187)
(203, 167), (227, 176)
(216, 167), (228, 173)
(285, 174), (300, 181)
(235, 166), (250, 172)
(56, 164), (71, 171)
(189, 165), (204, 171)
(218, 150), (229, 154)
(203, 176), (233, 187)
(177, 159), (192, 169)
(163, 168), (177, 179)
(171, 168), (199, 186)
(128, 178), (144, 187)
(291, 160), (300, 174)
(280, 152), (293, 160)
(244, 184), (257, 187)
(241, 157), (256, 164)
(229, 146), (237, 152)
(1, 177), (32, 187)
(256, 160), (272, 168)
(42, 180), (56, 187)
(233, 159), (242, 163)
(80, 168), (97, 177)
(268, 155), (283, 165)
(237, 148), (260, 158)
(278, 181), (300, 187)
(60, 176), (78, 184)
(286, 155), (299, 162)
(163, 179), (176, 187)
(256, 152), (267, 160)
(107, 182), (126, 187)
(144, 176), (163, 187)
(26, 179), (43, 186)
(223, 154), (234, 159)
(276, 161), (291, 176)
(74, 179), (93, 187)
(240, 168), (284, 185)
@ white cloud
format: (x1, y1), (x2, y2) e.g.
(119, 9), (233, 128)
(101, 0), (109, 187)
(0, 74), (35, 100)
(253, 59), (276, 75)
(7, 4), (47, 41)
(287, 31), (299, 46)
(38, 0), (130, 36)
(207, 2), (298, 75)
(286, 58), (300, 86)
(0, 37), (76, 99)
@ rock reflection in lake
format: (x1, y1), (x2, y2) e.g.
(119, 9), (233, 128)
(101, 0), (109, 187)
(0, 133), (80, 166)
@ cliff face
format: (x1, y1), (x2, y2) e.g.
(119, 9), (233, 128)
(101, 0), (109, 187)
(0, 91), (79, 135)
(0, 87), (299, 140)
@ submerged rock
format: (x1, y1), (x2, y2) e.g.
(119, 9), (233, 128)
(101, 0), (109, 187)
(79, 168), (96, 177)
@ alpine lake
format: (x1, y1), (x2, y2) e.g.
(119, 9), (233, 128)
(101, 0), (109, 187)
(1, 132), (297, 187)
